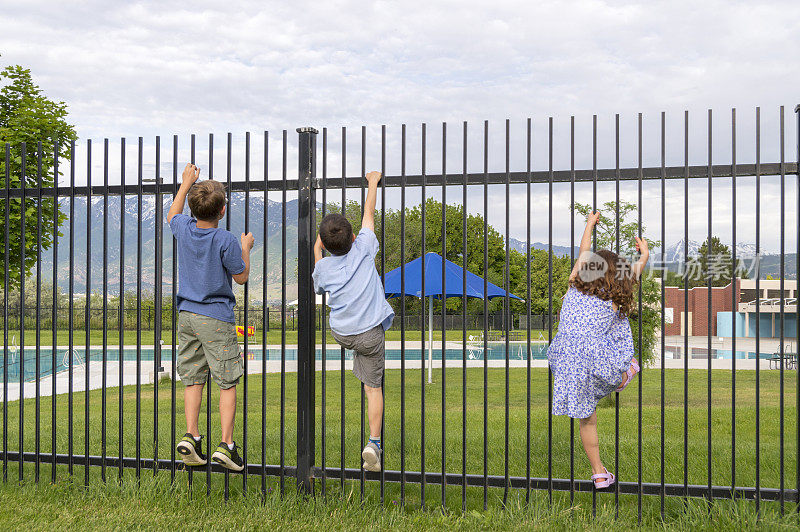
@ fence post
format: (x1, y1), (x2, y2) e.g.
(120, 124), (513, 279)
(296, 127), (318, 494)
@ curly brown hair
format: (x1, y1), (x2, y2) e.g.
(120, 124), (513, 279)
(571, 249), (637, 316)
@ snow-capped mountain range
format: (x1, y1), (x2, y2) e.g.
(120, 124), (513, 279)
(33, 200), (797, 297)
(507, 238), (578, 257)
(508, 237), (760, 261)
(662, 239), (758, 261)
(40, 195), (299, 301)
(507, 237), (794, 279)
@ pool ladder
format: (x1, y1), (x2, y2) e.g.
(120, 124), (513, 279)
(63, 349), (85, 370)
(0, 336), (19, 378)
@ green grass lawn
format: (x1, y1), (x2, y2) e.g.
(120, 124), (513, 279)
(1, 472), (798, 531)
(7, 328), (548, 346)
(0, 473), (797, 531)
(1, 366), (798, 526)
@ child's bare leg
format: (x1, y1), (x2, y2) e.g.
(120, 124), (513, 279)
(219, 386), (237, 445)
(364, 384), (383, 439)
(184, 384), (204, 437)
(579, 411), (605, 477)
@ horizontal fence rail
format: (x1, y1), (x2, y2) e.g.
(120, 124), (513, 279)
(3, 450), (793, 502)
(0, 107), (799, 521)
(0, 163), (797, 199)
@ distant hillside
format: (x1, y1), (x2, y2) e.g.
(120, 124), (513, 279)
(755, 253), (798, 280)
(662, 239), (796, 280)
(508, 237), (577, 258)
(663, 238), (758, 262)
(30, 203), (797, 302)
(39, 195), (299, 303)
(509, 237), (795, 279)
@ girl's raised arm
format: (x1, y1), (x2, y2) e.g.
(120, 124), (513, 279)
(569, 211), (600, 282)
(631, 236), (650, 279)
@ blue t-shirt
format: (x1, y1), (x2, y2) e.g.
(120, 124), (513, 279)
(312, 227), (394, 336)
(169, 213), (246, 323)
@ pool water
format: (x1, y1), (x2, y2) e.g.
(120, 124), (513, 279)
(663, 346), (771, 360)
(1, 343), (780, 383)
(0, 343), (550, 383)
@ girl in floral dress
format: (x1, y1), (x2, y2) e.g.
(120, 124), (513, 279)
(547, 212), (648, 489)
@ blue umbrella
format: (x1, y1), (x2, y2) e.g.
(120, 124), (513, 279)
(383, 252), (522, 383)
(384, 252), (523, 301)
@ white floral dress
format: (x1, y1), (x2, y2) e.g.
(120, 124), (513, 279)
(547, 286), (635, 419)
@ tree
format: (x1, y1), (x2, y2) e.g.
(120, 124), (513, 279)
(387, 198), (507, 316)
(319, 198), (540, 318)
(514, 248), (572, 315)
(663, 236), (749, 288)
(693, 236), (746, 288)
(0, 64), (77, 289)
(574, 200), (655, 256)
(573, 200), (661, 367)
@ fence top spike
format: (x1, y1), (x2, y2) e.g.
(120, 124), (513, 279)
(296, 127), (319, 134)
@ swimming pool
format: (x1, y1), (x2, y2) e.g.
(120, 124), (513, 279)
(2, 343), (781, 383)
(662, 346), (771, 360)
(0, 343), (550, 383)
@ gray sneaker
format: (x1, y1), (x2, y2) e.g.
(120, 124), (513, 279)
(361, 442), (381, 472)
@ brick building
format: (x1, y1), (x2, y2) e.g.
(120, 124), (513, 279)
(662, 279), (797, 338)
(663, 280), (740, 336)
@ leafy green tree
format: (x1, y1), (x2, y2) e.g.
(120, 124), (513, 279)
(0, 64), (77, 289)
(574, 200), (661, 367)
(574, 200), (654, 256)
(319, 198), (532, 318)
(513, 248), (572, 315)
(663, 236), (749, 288)
(693, 236), (747, 288)
(663, 269), (684, 287)
(396, 198), (506, 287)
(316, 197), (589, 325)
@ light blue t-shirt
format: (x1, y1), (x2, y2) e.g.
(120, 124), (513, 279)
(312, 227), (394, 336)
(169, 213), (246, 324)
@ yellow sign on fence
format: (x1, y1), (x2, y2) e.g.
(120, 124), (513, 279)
(236, 325), (255, 337)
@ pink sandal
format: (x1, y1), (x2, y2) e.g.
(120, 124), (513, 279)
(616, 357), (640, 392)
(591, 467), (615, 489)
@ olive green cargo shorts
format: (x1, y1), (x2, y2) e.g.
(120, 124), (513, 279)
(177, 311), (243, 390)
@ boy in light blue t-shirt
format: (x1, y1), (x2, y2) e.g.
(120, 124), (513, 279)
(313, 170), (394, 472)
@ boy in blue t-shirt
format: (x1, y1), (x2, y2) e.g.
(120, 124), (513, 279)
(167, 163), (254, 471)
(312, 170), (394, 472)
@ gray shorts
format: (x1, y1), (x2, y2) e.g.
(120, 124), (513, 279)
(331, 325), (385, 389)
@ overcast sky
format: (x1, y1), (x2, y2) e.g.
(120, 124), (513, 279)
(1, 0), (798, 252)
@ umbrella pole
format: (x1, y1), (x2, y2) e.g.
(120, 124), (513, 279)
(428, 296), (433, 384)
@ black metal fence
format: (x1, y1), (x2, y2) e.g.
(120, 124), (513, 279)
(1, 107), (799, 521)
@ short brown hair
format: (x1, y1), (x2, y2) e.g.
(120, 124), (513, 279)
(187, 180), (226, 221)
(319, 213), (353, 255)
(571, 249), (637, 316)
